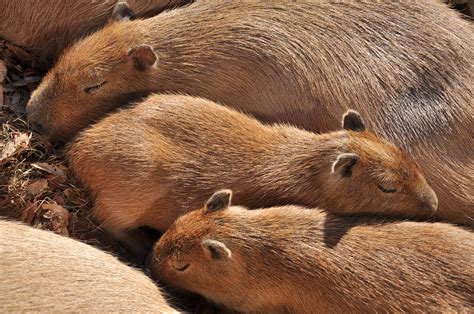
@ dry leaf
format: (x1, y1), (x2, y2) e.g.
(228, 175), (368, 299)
(41, 203), (69, 236)
(0, 132), (30, 162)
(0, 60), (6, 83)
(63, 188), (80, 203)
(53, 194), (65, 206)
(20, 201), (40, 225)
(46, 173), (67, 189)
(32, 162), (67, 178)
(26, 179), (49, 196)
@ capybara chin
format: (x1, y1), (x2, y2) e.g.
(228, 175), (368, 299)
(26, 1), (473, 226)
(67, 94), (436, 249)
(150, 190), (474, 313)
(0, 220), (177, 313)
(0, 0), (191, 66)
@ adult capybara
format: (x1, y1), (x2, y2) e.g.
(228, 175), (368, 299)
(150, 190), (474, 313)
(26, 1), (473, 226)
(67, 94), (437, 253)
(0, 220), (177, 313)
(0, 0), (191, 66)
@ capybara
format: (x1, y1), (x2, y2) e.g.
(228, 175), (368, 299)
(150, 190), (474, 313)
(26, 1), (473, 226)
(0, 220), (177, 313)
(67, 94), (437, 252)
(0, 0), (191, 66)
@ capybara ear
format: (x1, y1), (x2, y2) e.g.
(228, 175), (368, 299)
(202, 240), (232, 260)
(342, 109), (366, 132)
(332, 153), (360, 177)
(205, 189), (232, 213)
(128, 45), (158, 71)
(111, 2), (135, 22)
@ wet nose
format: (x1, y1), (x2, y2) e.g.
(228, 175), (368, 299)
(421, 187), (438, 213)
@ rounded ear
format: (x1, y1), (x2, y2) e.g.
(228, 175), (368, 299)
(342, 110), (366, 132)
(202, 240), (232, 260)
(332, 153), (359, 177)
(111, 2), (135, 22)
(205, 189), (232, 213)
(128, 45), (158, 71)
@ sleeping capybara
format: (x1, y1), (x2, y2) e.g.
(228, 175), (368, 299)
(26, 1), (473, 226)
(0, 220), (177, 312)
(150, 190), (474, 313)
(67, 94), (437, 252)
(0, 0), (191, 66)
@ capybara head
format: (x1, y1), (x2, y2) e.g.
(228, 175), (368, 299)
(26, 3), (157, 141)
(150, 190), (245, 306)
(315, 110), (438, 217)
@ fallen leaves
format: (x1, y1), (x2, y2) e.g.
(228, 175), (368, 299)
(26, 178), (48, 196)
(32, 162), (68, 188)
(1, 40), (43, 114)
(0, 60), (6, 82)
(20, 200), (69, 236)
(0, 132), (30, 163)
(31, 162), (67, 178)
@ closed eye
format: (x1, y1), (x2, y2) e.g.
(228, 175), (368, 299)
(176, 263), (190, 272)
(378, 184), (397, 193)
(84, 81), (107, 94)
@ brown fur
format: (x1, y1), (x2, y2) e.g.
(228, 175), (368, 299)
(26, 1), (473, 226)
(0, 220), (177, 312)
(150, 190), (474, 313)
(67, 94), (436, 244)
(0, 0), (191, 66)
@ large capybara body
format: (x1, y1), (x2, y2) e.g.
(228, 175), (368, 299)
(150, 190), (474, 313)
(67, 94), (437, 246)
(0, 220), (177, 312)
(0, 0), (191, 66)
(27, 1), (473, 226)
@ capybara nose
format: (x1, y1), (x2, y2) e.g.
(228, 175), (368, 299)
(26, 107), (46, 134)
(421, 187), (438, 213)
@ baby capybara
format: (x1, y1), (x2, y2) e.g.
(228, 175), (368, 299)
(150, 190), (474, 313)
(0, 220), (177, 313)
(67, 94), (437, 253)
(26, 1), (473, 226)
